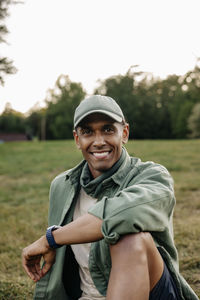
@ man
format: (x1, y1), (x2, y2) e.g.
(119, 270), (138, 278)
(22, 95), (198, 300)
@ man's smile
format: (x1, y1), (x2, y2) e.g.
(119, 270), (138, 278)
(91, 150), (112, 159)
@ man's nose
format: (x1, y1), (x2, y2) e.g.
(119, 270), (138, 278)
(93, 133), (106, 147)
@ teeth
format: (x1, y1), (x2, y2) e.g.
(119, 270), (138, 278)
(93, 152), (109, 158)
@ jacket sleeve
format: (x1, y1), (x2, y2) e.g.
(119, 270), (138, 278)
(88, 164), (175, 244)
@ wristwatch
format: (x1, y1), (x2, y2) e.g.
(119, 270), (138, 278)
(46, 225), (62, 249)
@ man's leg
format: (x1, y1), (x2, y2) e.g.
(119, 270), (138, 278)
(106, 232), (164, 300)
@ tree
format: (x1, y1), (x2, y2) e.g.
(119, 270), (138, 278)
(26, 108), (46, 140)
(133, 77), (172, 139)
(45, 75), (86, 139)
(173, 101), (193, 138)
(94, 68), (172, 139)
(180, 60), (200, 105)
(0, 0), (19, 85)
(166, 61), (200, 138)
(187, 103), (200, 138)
(0, 102), (25, 132)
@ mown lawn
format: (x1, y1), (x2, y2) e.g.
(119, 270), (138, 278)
(0, 139), (200, 299)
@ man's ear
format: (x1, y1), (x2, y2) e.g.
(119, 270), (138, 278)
(122, 123), (129, 144)
(73, 130), (81, 149)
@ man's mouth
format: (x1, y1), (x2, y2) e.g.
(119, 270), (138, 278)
(91, 151), (111, 159)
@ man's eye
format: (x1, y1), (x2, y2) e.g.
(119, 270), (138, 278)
(81, 129), (92, 135)
(104, 127), (114, 133)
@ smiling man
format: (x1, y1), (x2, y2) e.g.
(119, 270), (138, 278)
(22, 95), (198, 300)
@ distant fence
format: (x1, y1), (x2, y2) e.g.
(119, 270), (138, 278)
(0, 133), (31, 142)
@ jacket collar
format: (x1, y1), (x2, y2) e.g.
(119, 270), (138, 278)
(111, 148), (132, 185)
(65, 147), (133, 188)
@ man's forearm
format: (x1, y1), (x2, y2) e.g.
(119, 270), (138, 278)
(22, 213), (103, 281)
(52, 213), (103, 246)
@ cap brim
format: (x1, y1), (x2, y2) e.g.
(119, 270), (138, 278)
(74, 109), (123, 128)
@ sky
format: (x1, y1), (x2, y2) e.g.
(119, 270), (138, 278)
(1, 0), (200, 114)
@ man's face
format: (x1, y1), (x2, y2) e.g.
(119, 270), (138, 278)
(73, 113), (129, 178)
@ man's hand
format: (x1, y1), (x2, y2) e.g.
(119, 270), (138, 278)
(22, 235), (56, 282)
(22, 214), (102, 282)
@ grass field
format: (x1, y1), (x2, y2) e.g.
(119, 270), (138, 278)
(0, 139), (200, 299)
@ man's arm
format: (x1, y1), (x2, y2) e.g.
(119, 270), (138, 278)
(22, 213), (103, 282)
(88, 165), (175, 244)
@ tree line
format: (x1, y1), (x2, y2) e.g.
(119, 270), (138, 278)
(1, 64), (200, 140)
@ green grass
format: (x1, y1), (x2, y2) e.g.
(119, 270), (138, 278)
(0, 139), (200, 299)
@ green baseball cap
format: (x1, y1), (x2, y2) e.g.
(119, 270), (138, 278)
(74, 95), (125, 128)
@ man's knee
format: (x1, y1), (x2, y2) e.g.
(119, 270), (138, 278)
(109, 232), (153, 262)
(109, 232), (164, 292)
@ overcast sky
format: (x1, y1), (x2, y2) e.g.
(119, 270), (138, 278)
(1, 0), (200, 113)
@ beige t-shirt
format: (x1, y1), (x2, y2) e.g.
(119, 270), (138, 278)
(71, 188), (106, 300)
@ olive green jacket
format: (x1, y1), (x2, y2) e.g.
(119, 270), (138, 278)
(34, 149), (198, 300)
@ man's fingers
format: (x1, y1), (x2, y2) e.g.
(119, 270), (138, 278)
(30, 258), (43, 281)
(23, 261), (40, 282)
(22, 254), (55, 280)
(22, 250), (42, 282)
(35, 260), (42, 276)
(22, 242), (56, 281)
